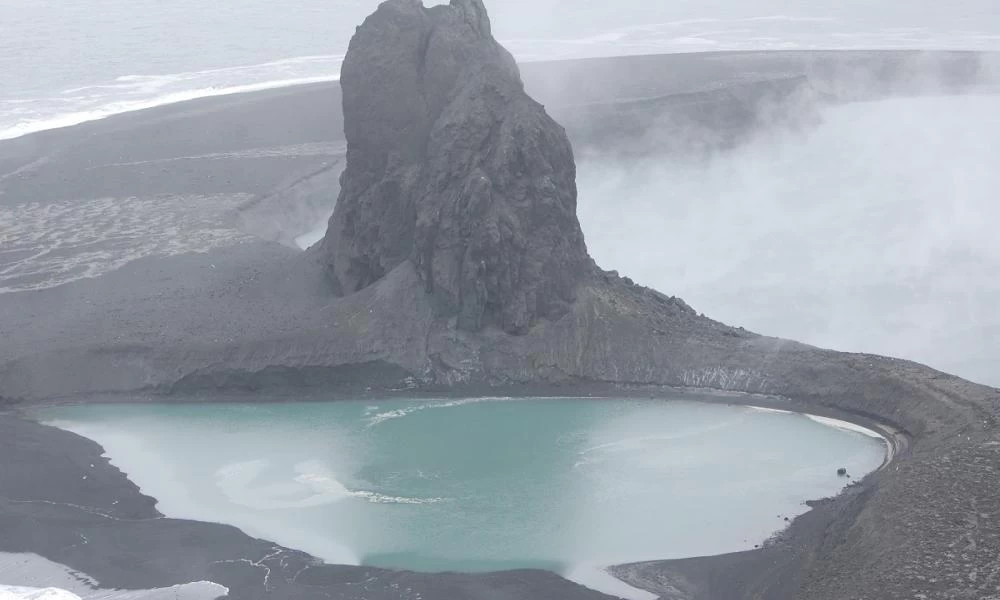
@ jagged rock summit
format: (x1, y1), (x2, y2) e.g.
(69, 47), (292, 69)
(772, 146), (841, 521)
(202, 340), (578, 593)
(320, 0), (589, 334)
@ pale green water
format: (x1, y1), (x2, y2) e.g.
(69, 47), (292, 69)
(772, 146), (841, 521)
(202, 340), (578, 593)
(39, 397), (885, 580)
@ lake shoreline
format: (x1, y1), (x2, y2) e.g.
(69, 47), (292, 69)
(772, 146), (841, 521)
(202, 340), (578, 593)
(5, 384), (905, 599)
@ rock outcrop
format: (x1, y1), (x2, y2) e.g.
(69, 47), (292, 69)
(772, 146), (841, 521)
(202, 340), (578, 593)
(320, 0), (589, 334)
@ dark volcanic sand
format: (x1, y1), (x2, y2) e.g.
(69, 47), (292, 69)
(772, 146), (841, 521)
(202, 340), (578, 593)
(1, 51), (999, 600)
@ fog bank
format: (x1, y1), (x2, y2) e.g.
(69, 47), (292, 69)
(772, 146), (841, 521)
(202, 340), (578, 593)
(578, 93), (1000, 387)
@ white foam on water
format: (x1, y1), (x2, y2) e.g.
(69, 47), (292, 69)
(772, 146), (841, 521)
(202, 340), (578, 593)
(215, 459), (347, 509)
(747, 405), (793, 415)
(350, 491), (446, 505)
(0, 75), (338, 141)
(747, 405), (888, 441)
(748, 406), (889, 452)
(294, 460), (445, 505)
(215, 459), (443, 509)
(364, 394), (597, 426)
(0, 54), (343, 141)
(365, 397), (513, 427)
(212, 460), (363, 564)
(578, 416), (744, 456)
(292, 460), (355, 500)
(803, 414), (887, 439)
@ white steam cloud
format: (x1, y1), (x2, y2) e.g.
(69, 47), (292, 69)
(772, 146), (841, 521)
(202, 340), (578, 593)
(577, 92), (1000, 387)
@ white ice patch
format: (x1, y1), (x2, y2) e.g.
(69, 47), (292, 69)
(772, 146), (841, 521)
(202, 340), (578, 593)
(0, 587), (81, 600)
(749, 406), (889, 450)
(579, 417), (744, 456)
(803, 414), (887, 439)
(215, 459), (349, 509)
(746, 405), (793, 415)
(562, 564), (657, 600)
(0, 553), (227, 600)
(84, 581), (228, 600)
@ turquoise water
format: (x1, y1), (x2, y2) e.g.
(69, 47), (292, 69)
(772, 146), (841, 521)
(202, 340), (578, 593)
(40, 398), (885, 580)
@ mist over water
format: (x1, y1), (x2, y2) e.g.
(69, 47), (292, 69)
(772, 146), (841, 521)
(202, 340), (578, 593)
(577, 93), (1000, 387)
(40, 398), (885, 591)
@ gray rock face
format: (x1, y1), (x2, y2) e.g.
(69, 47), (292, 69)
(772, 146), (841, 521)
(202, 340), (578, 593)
(321, 0), (589, 334)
